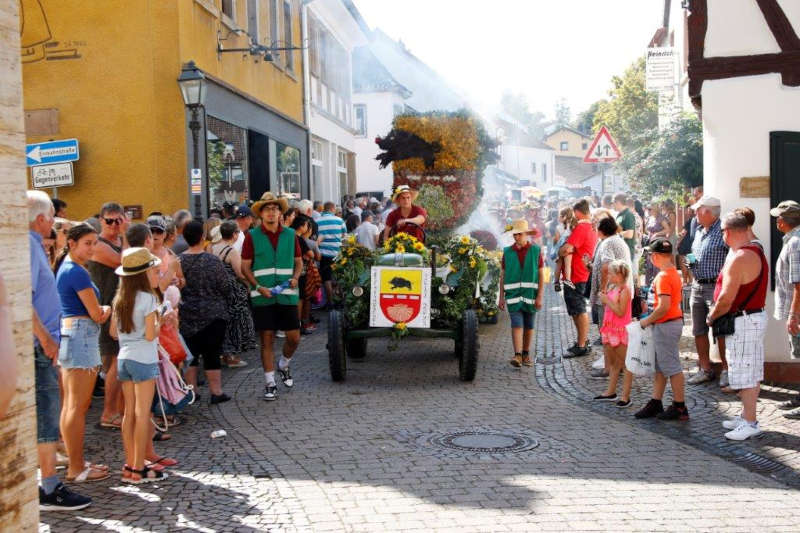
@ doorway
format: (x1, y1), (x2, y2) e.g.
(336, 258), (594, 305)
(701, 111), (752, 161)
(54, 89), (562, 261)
(770, 131), (800, 289)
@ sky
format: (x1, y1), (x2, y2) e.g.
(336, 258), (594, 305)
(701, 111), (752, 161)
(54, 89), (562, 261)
(352, 0), (664, 121)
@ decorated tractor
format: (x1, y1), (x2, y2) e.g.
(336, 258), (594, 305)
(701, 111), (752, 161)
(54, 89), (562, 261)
(327, 111), (501, 382)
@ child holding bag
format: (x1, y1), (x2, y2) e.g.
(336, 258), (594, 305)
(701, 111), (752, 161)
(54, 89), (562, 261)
(594, 260), (634, 407)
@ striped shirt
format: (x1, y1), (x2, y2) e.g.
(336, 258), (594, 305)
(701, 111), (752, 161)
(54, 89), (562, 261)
(690, 218), (728, 281)
(317, 212), (347, 258)
(775, 226), (800, 320)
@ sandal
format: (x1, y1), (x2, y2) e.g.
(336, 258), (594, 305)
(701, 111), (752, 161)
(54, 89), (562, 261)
(98, 414), (122, 430)
(152, 431), (172, 442)
(147, 456), (178, 467)
(65, 465), (111, 483)
(122, 465), (168, 484)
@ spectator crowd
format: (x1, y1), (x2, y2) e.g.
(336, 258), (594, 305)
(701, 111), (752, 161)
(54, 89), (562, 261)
(19, 183), (800, 511)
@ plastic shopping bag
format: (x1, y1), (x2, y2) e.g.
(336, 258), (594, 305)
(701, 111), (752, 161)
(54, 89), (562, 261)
(625, 321), (655, 377)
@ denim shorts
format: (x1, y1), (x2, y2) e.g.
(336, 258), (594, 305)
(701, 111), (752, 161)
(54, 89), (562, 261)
(117, 358), (159, 383)
(35, 345), (61, 444)
(509, 310), (535, 329)
(58, 318), (101, 370)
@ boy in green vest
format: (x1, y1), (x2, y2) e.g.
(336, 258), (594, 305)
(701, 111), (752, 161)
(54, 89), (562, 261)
(499, 219), (543, 367)
(241, 192), (304, 401)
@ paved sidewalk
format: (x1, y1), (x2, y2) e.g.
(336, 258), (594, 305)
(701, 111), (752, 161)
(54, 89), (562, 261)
(536, 284), (800, 488)
(39, 288), (800, 532)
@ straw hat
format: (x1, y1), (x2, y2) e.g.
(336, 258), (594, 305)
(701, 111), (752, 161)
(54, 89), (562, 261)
(505, 219), (538, 235)
(251, 192), (288, 215)
(391, 184), (419, 203)
(115, 247), (162, 276)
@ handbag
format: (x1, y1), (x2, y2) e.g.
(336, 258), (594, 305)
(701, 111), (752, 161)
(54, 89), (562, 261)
(304, 259), (322, 298)
(711, 275), (760, 339)
(159, 322), (186, 366)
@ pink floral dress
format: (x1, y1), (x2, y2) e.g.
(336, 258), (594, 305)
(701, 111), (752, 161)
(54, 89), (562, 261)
(600, 286), (632, 347)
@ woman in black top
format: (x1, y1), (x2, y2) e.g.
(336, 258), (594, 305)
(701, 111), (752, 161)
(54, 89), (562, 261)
(179, 221), (231, 404)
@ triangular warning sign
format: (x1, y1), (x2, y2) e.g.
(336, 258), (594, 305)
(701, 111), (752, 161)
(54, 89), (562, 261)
(583, 126), (622, 163)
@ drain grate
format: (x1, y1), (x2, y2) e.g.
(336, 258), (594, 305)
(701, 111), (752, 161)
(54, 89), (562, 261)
(729, 452), (786, 474)
(428, 431), (539, 454)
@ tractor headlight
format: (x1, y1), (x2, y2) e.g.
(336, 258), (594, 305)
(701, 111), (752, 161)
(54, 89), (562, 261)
(352, 286), (364, 297)
(439, 283), (450, 295)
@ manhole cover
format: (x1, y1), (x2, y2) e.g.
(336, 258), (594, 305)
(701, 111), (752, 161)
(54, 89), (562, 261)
(431, 431), (539, 453)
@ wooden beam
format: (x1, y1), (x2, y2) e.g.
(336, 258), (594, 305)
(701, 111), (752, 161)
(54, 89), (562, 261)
(756, 0), (800, 51)
(687, 0), (708, 102)
(689, 50), (800, 88)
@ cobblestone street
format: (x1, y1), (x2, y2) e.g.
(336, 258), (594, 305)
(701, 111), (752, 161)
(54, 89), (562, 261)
(40, 286), (800, 532)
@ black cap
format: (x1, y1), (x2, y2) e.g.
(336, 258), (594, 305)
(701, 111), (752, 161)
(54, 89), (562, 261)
(146, 215), (166, 232)
(646, 237), (673, 254)
(235, 204), (253, 218)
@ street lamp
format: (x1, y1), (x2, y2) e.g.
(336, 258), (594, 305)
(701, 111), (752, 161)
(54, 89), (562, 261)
(177, 61), (207, 214)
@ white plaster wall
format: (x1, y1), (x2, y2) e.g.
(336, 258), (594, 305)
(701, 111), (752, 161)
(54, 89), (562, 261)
(702, 73), (800, 362)
(705, 0), (780, 57)
(353, 91), (401, 195)
(499, 145), (554, 188)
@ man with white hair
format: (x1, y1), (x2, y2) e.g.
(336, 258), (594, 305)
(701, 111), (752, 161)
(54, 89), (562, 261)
(171, 209), (193, 254)
(28, 191), (92, 510)
(687, 196), (730, 387)
(297, 199), (319, 238)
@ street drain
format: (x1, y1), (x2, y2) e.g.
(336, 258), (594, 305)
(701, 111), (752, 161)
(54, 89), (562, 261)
(729, 452), (785, 473)
(430, 431), (539, 454)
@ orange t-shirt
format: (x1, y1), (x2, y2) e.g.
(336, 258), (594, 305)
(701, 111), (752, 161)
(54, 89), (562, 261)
(653, 267), (683, 323)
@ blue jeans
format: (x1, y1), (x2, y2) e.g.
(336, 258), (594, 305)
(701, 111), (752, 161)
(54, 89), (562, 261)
(58, 318), (101, 370)
(35, 345), (61, 444)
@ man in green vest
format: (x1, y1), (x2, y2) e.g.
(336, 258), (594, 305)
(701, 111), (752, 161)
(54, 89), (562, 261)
(241, 192), (303, 401)
(499, 219), (544, 368)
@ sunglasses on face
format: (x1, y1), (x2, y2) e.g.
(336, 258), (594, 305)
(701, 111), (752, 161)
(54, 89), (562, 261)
(104, 217), (123, 225)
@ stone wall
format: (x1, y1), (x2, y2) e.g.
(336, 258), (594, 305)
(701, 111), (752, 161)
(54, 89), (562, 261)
(0, 2), (38, 530)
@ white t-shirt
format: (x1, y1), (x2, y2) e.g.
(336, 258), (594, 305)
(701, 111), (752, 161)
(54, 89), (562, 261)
(355, 221), (379, 250)
(233, 230), (245, 253)
(117, 291), (159, 365)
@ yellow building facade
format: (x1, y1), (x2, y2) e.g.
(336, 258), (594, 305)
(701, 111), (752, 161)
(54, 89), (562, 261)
(544, 127), (592, 159)
(22, 0), (307, 220)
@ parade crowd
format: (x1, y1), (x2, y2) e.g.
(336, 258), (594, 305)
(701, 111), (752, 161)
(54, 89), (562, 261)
(27, 189), (408, 511)
(21, 183), (800, 512)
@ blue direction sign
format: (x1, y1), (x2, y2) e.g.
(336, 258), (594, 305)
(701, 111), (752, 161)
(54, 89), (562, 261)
(26, 139), (80, 167)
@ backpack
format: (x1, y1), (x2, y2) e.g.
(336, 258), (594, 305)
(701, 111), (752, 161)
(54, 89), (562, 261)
(151, 345), (195, 431)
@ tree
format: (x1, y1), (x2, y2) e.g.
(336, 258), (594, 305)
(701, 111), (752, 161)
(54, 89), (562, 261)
(500, 91), (546, 139)
(592, 57), (658, 151)
(619, 114), (703, 198)
(554, 98), (571, 127)
(573, 100), (604, 135)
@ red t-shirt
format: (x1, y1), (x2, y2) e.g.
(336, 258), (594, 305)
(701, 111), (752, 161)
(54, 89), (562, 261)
(386, 205), (428, 241)
(565, 220), (598, 284)
(241, 224), (301, 261)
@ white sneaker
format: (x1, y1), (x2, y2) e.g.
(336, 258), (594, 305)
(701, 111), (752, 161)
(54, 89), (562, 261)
(276, 330), (286, 338)
(722, 415), (743, 430)
(725, 421), (762, 441)
(591, 355), (605, 370)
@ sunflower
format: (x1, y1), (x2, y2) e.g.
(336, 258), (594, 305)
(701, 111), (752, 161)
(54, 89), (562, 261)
(413, 242), (424, 251)
(396, 245), (406, 254)
(460, 235), (470, 245)
(340, 258), (347, 265)
(458, 247), (467, 255)
(394, 322), (407, 331)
